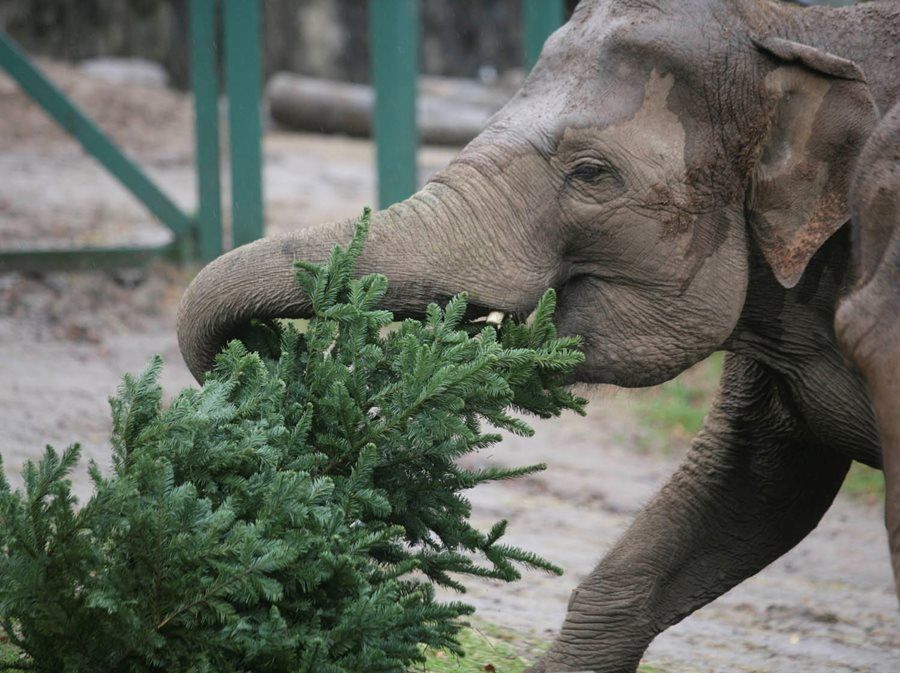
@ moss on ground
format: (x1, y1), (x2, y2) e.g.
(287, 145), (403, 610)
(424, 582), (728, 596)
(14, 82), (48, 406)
(420, 623), (537, 672)
(419, 620), (664, 672)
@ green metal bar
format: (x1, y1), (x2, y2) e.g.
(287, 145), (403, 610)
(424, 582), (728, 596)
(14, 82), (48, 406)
(0, 30), (193, 238)
(523, 0), (565, 71)
(223, 0), (264, 248)
(0, 243), (176, 273)
(369, 0), (419, 209)
(189, 0), (223, 260)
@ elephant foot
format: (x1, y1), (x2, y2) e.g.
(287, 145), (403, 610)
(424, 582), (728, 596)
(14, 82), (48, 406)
(525, 661), (594, 673)
(525, 657), (636, 673)
(525, 642), (643, 673)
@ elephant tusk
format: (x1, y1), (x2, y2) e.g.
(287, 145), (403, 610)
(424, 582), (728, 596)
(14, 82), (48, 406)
(470, 310), (506, 326)
(486, 310), (506, 327)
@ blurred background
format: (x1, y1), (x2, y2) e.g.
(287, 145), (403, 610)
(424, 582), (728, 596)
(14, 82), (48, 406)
(4, 0), (573, 86)
(0, 2), (894, 672)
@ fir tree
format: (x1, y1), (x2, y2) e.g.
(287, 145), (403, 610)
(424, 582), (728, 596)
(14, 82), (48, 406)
(0, 209), (585, 672)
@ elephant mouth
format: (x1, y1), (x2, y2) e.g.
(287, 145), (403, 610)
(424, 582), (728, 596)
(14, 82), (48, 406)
(466, 299), (545, 328)
(466, 303), (512, 327)
(391, 295), (531, 328)
(463, 274), (593, 331)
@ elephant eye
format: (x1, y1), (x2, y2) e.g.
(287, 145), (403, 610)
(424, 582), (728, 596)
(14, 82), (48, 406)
(567, 160), (617, 185)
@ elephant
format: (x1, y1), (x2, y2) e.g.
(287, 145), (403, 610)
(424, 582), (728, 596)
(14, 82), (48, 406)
(177, 1), (900, 671)
(837, 100), (900, 603)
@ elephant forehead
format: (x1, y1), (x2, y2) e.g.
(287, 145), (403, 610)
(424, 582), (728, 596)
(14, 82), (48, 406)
(550, 0), (723, 62)
(558, 70), (687, 172)
(576, 0), (738, 31)
(518, 2), (741, 135)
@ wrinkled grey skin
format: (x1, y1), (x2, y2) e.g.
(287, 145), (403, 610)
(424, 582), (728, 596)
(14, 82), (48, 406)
(177, 1), (900, 671)
(837, 100), (900, 605)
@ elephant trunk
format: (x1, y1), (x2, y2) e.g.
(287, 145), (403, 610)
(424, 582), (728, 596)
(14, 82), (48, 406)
(177, 172), (555, 381)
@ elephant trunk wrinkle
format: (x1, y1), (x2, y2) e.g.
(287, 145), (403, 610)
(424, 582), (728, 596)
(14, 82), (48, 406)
(177, 172), (558, 381)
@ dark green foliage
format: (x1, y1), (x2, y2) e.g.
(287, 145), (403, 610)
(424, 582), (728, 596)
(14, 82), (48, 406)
(0, 209), (585, 672)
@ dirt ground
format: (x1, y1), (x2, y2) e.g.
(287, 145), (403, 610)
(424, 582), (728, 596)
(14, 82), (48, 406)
(1, 62), (898, 673)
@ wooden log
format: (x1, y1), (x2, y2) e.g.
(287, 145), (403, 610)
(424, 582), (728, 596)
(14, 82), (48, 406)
(266, 72), (509, 146)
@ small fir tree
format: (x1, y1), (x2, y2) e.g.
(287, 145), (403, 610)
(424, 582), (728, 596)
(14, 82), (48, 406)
(0, 209), (585, 672)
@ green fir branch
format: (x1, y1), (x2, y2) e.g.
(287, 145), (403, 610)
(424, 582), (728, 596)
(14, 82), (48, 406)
(0, 209), (585, 673)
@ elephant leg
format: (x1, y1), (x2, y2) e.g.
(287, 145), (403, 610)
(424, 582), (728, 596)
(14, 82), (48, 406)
(836, 230), (900, 602)
(531, 354), (850, 673)
(836, 101), (900, 601)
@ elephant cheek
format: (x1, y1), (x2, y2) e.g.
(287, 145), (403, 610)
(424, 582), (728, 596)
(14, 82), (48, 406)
(554, 249), (749, 388)
(552, 278), (636, 386)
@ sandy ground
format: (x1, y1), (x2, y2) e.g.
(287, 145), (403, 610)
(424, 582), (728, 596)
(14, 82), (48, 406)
(1, 61), (898, 672)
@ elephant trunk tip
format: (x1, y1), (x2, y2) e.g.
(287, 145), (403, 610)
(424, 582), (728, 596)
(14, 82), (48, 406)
(176, 235), (314, 382)
(176, 257), (231, 382)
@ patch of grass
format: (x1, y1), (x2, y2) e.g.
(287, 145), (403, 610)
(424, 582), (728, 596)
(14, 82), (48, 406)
(842, 461), (885, 502)
(632, 354), (886, 503)
(634, 353), (723, 453)
(420, 622), (542, 673)
(418, 620), (664, 672)
(0, 639), (25, 670)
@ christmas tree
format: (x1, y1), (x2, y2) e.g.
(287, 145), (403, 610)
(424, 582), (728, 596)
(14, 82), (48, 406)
(0, 209), (585, 672)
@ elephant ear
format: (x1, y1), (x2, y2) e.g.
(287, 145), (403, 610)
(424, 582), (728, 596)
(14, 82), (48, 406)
(747, 36), (878, 288)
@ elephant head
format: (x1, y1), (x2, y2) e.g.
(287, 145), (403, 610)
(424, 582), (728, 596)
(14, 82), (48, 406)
(178, 0), (877, 387)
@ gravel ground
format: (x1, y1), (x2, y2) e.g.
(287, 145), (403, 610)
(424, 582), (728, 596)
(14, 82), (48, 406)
(456, 413), (900, 673)
(1, 60), (897, 673)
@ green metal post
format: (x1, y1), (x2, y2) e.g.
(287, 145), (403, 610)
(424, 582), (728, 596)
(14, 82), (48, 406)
(369, 0), (419, 209)
(189, 0), (223, 260)
(223, 0), (264, 248)
(523, 0), (565, 71)
(0, 30), (193, 238)
(0, 243), (176, 273)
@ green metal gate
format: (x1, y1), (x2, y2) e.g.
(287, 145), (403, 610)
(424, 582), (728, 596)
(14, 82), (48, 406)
(0, 0), (565, 271)
(370, 0), (565, 208)
(0, 0), (264, 271)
